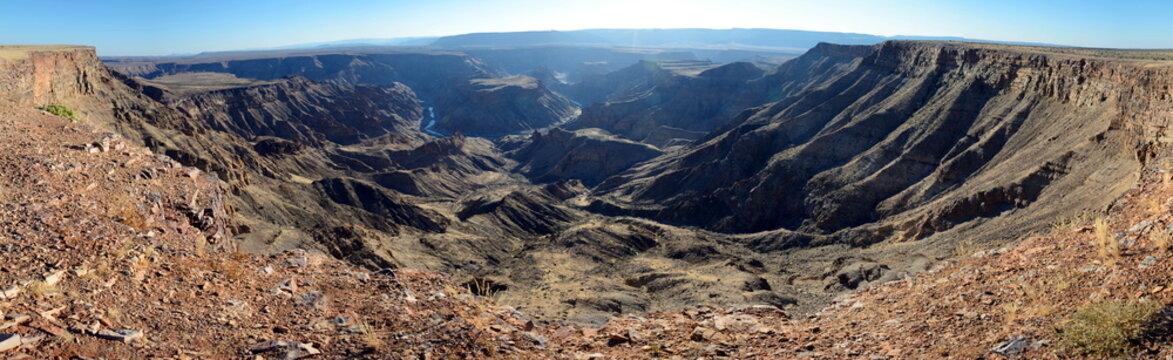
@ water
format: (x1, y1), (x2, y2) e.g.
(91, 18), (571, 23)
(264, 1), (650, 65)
(423, 106), (444, 136)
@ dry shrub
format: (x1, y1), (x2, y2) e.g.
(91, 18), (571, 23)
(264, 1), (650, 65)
(179, 252), (249, 281)
(1152, 228), (1171, 252)
(105, 193), (149, 231)
(952, 238), (978, 258)
(26, 280), (59, 298)
(209, 257), (247, 281)
(105, 307), (123, 324)
(1060, 299), (1171, 358)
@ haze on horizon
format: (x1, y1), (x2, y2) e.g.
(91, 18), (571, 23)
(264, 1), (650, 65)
(1, 0), (1169, 56)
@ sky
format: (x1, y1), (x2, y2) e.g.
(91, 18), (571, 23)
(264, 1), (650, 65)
(0, 0), (1169, 55)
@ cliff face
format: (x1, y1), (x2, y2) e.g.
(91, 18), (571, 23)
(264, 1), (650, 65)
(162, 76), (425, 146)
(432, 75), (580, 138)
(107, 51), (497, 101)
(596, 41), (1173, 247)
(106, 50), (595, 138)
(0, 46), (100, 105)
(566, 60), (794, 147)
(0, 45), (251, 184)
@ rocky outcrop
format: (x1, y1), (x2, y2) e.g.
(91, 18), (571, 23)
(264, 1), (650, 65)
(502, 128), (663, 186)
(432, 75), (580, 137)
(163, 76), (425, 145)
(596, 41), (1173, 248)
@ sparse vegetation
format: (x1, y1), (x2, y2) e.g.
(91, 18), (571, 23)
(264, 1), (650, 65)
(109, 239), (135, 260)
(1093, 217), (1121, 264)
(37, 104), (77, 119)
(134, 245), (158, 274)
(1059, 299), (1171, 358)
(465, 277), (505, 298)
(56, 331), (77, 344)
(999, 302), (1021, 335)
(208, 252), (249, 280)
(1049, 211), (1096, 233)
(952, 238), (978, 258)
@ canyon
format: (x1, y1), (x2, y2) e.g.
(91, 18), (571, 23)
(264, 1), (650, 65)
(0, 35), (1170, 358)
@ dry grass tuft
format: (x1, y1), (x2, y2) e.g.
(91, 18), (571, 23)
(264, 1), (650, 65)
(105, 307), (123, 324)
(109, 239), (134, 260)
(26, 280), (59, 298)
(194, 234), (207, 257)
(135, 245), (158, 273)
(357, 319), (384, 349)
(1093, 218), (1121, 264)
(1152, 228), (1172, 252)
(1050, 211), (1095, 233)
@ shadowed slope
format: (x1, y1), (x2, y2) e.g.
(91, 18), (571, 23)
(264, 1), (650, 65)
(595, 41), (1172, 250)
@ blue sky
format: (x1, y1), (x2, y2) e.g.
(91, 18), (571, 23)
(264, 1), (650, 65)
(0, 0), (1168, 55)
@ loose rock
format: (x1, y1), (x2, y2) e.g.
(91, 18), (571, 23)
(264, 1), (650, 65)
(991, 336), (1030, 358)
(1, 285), (19, 299)
(0, 333), (20, 352)
(96, 329), (143, 343)
(250, 340), (322, 359)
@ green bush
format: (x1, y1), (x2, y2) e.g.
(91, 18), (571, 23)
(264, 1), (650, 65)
(37, 104), (77, 119)
(1059, 299), (1171, 358)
